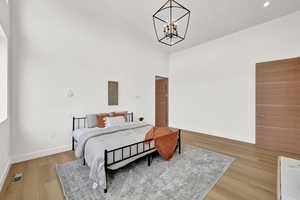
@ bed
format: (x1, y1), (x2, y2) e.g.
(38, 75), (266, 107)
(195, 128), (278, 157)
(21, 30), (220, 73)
(72, 112), (181, 193)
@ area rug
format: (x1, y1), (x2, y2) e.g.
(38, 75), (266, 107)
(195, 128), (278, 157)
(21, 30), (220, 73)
(56, 144), (235, 200)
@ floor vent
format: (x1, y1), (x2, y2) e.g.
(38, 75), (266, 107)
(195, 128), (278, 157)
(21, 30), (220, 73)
(12, 173), (23, 182)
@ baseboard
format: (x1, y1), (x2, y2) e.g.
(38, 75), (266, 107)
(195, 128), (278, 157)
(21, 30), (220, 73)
(11, 145), (72, 164)
(179, 128), (255, 145)
(0, 160), (11, 192)
(181, 128), (255, 144)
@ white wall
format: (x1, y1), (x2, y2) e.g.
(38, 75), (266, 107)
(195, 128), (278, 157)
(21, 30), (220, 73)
(0, 0), (10, 191)
(10, 0), (168, 162)
(0, 121), (10, 191)
(170, 11), (300, 144)
(0, 0), (9, 34)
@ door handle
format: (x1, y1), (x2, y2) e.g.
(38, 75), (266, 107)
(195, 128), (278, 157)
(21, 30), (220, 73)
(256, 114), (265, 118)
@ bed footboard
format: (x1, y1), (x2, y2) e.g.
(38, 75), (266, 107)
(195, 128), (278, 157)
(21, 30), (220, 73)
(103, 138), (156, 193)
(103, 129), (182, 193)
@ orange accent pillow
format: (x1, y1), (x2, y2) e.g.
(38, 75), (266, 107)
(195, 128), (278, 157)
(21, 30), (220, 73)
(96, 114), (109, 128)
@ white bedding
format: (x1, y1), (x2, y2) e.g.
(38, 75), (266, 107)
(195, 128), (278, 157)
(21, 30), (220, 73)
(72, 127), (105, 141)
(74, 122), (154, 190)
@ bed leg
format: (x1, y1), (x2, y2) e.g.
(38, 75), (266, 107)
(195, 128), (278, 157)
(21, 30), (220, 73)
(104, 171), (108, 193)
(72, 117), (75, 152)
(104, 150), (108, 193)
(83, 158), (86, 166)
(148, 154), (152, 166)
(72, 117), (75, 151)
(72, 137), (75, 151)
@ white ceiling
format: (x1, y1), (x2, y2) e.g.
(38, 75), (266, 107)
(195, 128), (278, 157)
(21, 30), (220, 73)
(79, 0), (300, 53)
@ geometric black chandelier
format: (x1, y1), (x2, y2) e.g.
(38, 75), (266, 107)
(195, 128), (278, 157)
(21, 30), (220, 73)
(153, 0), (191, 46)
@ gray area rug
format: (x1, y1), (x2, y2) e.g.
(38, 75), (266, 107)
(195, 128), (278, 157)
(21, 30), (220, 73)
(56, 145), (234, 200)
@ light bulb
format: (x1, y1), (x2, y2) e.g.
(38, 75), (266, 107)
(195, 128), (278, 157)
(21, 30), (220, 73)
(264, 1), (270, 7)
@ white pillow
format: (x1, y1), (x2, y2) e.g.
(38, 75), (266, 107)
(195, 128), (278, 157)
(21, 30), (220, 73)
(105, 116), (126, 127)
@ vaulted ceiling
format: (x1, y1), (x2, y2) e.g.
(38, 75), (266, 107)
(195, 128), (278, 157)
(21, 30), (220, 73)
(60, 0), (300, 53)
(101, 0), (300, 52)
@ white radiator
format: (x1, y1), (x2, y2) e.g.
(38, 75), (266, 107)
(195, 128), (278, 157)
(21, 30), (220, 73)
(278, 157), (300, 200)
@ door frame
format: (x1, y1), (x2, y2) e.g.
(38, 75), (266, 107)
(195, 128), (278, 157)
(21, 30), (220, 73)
(155, 75), (169, 127)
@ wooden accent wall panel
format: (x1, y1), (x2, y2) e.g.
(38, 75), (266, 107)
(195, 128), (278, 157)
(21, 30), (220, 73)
(256, 82), (300, 105)
(256, 106), (300, 129)
(256, 127), (300, 153)
(256, 57), (300, 154)
(108, 81), (118, 105)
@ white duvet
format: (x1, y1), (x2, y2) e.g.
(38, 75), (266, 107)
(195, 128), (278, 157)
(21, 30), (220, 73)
(75, 122), (154, 190)
(73, 127), (104, 142)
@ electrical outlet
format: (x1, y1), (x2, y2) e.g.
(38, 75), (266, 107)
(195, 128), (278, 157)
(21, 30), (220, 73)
(50, 133), (56, 139)
(67, 89), (74, 98)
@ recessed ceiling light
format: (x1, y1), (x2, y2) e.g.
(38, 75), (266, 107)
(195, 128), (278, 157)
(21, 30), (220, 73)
(264, 1), (271, 7)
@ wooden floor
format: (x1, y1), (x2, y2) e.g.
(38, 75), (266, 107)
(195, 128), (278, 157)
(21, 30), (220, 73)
(1, 131), (300, 200)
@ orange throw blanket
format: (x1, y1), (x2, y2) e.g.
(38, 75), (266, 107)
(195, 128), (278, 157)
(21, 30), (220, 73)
(145, 127), (179, 161)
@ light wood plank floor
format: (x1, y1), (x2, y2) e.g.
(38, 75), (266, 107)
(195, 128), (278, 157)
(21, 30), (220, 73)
(1, 131), (300, 200)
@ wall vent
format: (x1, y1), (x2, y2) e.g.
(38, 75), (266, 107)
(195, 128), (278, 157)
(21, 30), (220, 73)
(12, 173), (23, 182)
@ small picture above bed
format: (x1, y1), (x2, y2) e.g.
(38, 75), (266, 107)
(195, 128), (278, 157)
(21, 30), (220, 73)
(108, 81), (118, 106)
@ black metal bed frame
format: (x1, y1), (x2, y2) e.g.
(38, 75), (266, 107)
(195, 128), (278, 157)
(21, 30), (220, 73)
(72, 112), (181, 193)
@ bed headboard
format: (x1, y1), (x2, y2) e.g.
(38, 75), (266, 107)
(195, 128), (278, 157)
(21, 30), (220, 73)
(72, 112), (134, 130)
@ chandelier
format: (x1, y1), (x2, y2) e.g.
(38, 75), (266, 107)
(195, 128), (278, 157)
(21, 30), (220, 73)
(153, 0), (191, 46)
